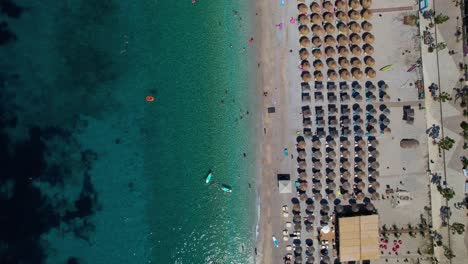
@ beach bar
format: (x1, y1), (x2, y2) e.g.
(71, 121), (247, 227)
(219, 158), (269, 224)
(338, 215), (380, 262)
(277, 174), (292, 194)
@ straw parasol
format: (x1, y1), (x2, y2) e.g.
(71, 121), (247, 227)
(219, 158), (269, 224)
(342, 181), (351, 190)
(313, 161), (322, 169)
(341, 149), (350, 157)
(312, 151), (322, 159)
(300, 193), (308, 201)
(335, 204), (344, 213)
(327, 171), (336, 180)
(371, 192), (379, 200)
(363, 32), (375, 44)
(311, 25), (324, 36)
(300, 36), (311, 47)
(326, 58), (337, 69)
(350, 57), (362, 68)
(341, 161), (351, 169)
(363, 44), (374, 55)
(366, 202), (375, 211)
(325, 46), (336, 57)
(349, 0), (361, 9)
(293, 214), (301, 223)
(312, 49), (323, 59)
(324, 35), (336, 46)
(310, 13), (323, 25)
(351, 203), (359, 212)
(371, 181), (380, 189)
(324, 23), (336, 34)
(364, 56), (375, 67)
(294, 224), (302, 232)
(314, 182), (323, 190)
(298, 140), (307, 149)
(357, 181), (366, 190)
(370, 161), (380, 169)
(299, 182), (308, 192)
(313, 59), (324, 71)
(314, 192), (322, 201)
(362, 21), (373, 31)
(327, 70), (338, 81)
(301, 71), (312, 82)
(337, 34), (349, 46)
(301, 60), (311, 71)
(293, 203), (301, 213)
(349, 10), (361, 20)
(336, 0), (346, 10)
(299, 14), (310, 25)
(327, 150), (337, 159)
(299, 25), (310, 36)
(361, 9), (373, 20)
(337, 22), (348, 33)
(313, 171), (323, 180)
(362, 0), (373, 9)
(299, 161), (307, 170)
(298, 3), (308, 14)
(339, 69), (351, 80)
(327, 161), (336, 169)
(298, 151), (307, 160)
(338, 57), (350, 69)
(336, 11), (347, 21)
(323, 1), (333, 11)
(299, 172), (308, 180)
(349, 21), (362, 33)
(310, 2), (321, 13)
(299, 48), (310, 60)
(337, 46), (348, 57)
(327, 182), (337, 190)
(366, 67), (376, 78)
(342, 192), (351, 201)
(356, 192), (365, 201)
(350, 33), (361, 45)
(351, 45), (362, 56)
(352, 68), (363, 79)
(370, 170), (380, 178)
(311, 37), (322, 48)
(314, 71), (323, 81)
(306, 204), (315, 213)
(323, 12), (334, 23)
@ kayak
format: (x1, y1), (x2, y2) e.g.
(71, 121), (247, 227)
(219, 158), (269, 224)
(221, 184), (232, 193)
(272, 236), (279, 247)
(205, 171), (213, 184)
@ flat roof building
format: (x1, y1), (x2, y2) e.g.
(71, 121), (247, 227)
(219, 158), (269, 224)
(338, 215), (380, 262)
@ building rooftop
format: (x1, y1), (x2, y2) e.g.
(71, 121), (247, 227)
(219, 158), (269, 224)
(338, 215), (380, 262)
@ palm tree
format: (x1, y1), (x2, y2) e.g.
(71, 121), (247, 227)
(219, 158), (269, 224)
(437, 91), (452, 102)
(443, 246), (455, 259)
(437, 186), (455, 200)
(454, 86), (468, 107)
(449, 222), (465, 234)
(438, 136), (455, 150)
(434, 14), (449, 24)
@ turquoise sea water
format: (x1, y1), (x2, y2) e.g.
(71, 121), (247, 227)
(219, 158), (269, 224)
(0, 0), (256, 263)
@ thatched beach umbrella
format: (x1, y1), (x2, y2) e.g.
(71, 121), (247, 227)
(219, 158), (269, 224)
(370, 171), (380, 178)
(314, 182), (323, 190)
(351, 203), (359, 212)
(311, 25), (324, 36)
(366, 67), (376, 78)
(299, 172), (308, 180)
(337, 22), (348, 33)
(313, 59), (324, 71)
(362, 0), (373, 9)
(313, 172), (323, 180)
(311, 37), (322, 48)
(351, 57), (362, 68)
(298, 150), (307, 158)
(335, 204), (344, 213)
(323, 1), (333, 11)
(350, 33), (361, 45)
(325, 46), (336, 58)
(298, 140), (307, 149)
(323, 12), (334, 23)
(363, 44), (374, 55)
(299, 161), (308, 170)
(293, 214), (301, 223)
(327, 150), (337, 159)
(306, 225), (314, 233)
(338, 58), (350, 69)
(312, 151), (322, 159)
(365, 202), (375, 211)
(356, 192), (365, 201)
(324, 23), (336, 34)
(336, 11), (347, 21)
(336, 0), (346, 10)
(310, 13), (323, 25)
(326, 171), (336, 180)
(351, 45), (362, 56)
(324, 35), (336, 46)
(342, 181), (351, 190)
(300, 193), (308, 201)
(314, 192), (322, 201)
(299, 14), (310, 25)
(327, 161), (336, 169)
(312, 49), (323, 59)
(299, 48), (309, 60)
(363, 32), (375, 44)
(337, 34), (349, 46)
(314, 71), (324, 81)
(337, 46), (349, 57)
(300, 36), (311, 47)
(313, 161), (322, 169)
(352, 68), (363, 79)
(342, 192), (351, 201)
(370, 161), (380, 169)
(371, 181), (380, 190)
(326, 58), (337, 70)
(356, 171), (366, 179)
(301, 60), (311, 71)
(371, 192), (379, 200)
(356, 161), (366, 170)
(341, 149), (350, 157)
(349, 0), (361, 9)
(293, 203), (301, 213)
(349, 10), (361, 20)
(299, 182), (308, 192)
(362, 21), (373, 31)
(364, 56), (375, 67)
(299, 25), (310, 36)
(327, 182), (337, 190)
(294, 224), (302, 232)
(349, 21), (362, 33)
(327, 70), (338, 81)
(342, 161), (351, 170)
(339, 69), (351, 80)
(298, 3), (308, 14)
(357, 181), (366, 190)
(306, 204), (315, 213)
(310, 2), (321, 13)
(362, 9), (373, 20)
(302, 71), (312, 82)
